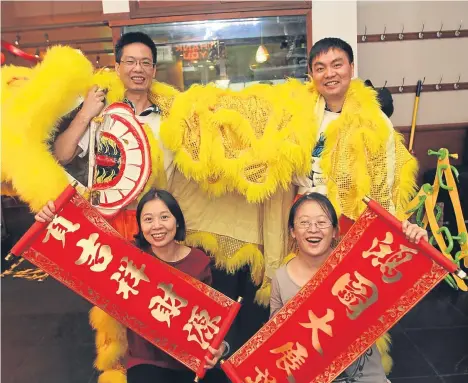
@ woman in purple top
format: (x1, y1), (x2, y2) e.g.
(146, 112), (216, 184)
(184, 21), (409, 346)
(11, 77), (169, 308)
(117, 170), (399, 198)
(35, 188), (228, 383)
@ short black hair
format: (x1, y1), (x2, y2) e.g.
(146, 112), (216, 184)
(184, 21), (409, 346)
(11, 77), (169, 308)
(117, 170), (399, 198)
(288, 192), (338, 231)
(134, 188), (186, 249)
(308, 37), (354, 71)
(115, 32), (157, 64)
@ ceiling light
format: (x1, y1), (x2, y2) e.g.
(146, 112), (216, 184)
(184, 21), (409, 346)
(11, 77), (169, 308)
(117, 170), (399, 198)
(255, 23), (269, 63)
(14, 33), (20, 46)
(34, 48), (40, 58)
(255, 45), (269, 63)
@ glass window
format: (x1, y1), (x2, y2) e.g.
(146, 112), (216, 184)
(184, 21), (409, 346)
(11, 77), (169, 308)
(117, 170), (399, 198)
(123, 15), (308, 91)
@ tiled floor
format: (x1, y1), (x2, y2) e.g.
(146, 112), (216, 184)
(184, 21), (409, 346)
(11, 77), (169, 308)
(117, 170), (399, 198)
(387, 282), (468, 383)
(1, 265), (468, 382)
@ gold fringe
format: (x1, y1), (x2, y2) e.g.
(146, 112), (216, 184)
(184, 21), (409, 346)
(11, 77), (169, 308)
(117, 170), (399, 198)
(1, 259), (49, 281)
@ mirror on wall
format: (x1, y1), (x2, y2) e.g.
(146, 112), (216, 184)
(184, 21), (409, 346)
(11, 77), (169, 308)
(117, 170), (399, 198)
(124, 15), (308, 91)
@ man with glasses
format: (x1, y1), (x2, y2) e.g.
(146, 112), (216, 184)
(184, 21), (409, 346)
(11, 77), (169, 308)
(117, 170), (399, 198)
(52, 32), (230, 383)
(53, 31), (174, 236)
(54, 32), (173, 191)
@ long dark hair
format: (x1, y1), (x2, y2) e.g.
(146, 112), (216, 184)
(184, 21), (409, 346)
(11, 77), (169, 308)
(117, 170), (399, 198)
(134, 188), (186, 249)
(288, 193), (339, 231)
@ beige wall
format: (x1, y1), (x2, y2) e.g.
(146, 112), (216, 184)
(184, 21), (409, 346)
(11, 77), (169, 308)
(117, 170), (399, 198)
(357, 1), (468, 127)
(312, 1), (359, 76)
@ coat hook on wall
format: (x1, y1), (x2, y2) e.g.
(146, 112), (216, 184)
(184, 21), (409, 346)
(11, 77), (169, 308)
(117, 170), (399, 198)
(435, 76), (443, 90)
(398, 25), (405, 40)
(454, 75), (461, 89)
(419, 23), (425, 39)
(437, 23), (444, 38)
(399, 77), (405, 93)
(455, 21), (462, 37)
(362, 26), (367, 42)
(380, 25), (387, 41)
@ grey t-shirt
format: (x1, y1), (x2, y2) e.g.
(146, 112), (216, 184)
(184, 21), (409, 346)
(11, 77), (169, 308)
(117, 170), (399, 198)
(270, 264), (388, 383)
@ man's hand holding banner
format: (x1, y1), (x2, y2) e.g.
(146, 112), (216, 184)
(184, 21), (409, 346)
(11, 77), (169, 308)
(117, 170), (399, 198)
(220, 197), (465, 383)
(9, 184), (241, 380)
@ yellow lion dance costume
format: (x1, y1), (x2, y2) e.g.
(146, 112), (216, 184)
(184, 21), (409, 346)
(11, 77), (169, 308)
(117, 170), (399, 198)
(2, 46), (416, 382)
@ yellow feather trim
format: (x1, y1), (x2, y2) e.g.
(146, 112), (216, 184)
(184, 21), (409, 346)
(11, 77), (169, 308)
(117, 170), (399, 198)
(312, 79), (406, 219)
(1, 65), (33, 103)
(90, 307), (128, 371)
(254, 279), (271, 307)
(89, 307), (126, 340)
(376, 333), (393, 374)
(1, 46), (94, 211)
(140, 123), (166, 195)
(97, 369), (127, 383)
(185, 232), (264, 286)
(185, 231), (220, 254)
(92, 70), (126, 105)
(161, 81), (316, 202)
(94, 341), (127, 371)
(1, 181), (17, 197)
(228, 244), (264, 286)
(254, 251), (298, 306)
(149, 81), (179, 118)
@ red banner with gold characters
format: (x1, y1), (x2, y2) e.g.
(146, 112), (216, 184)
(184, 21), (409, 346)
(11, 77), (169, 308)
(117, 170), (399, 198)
(10, 185), (241, 379)
(221, 199), (451, 383)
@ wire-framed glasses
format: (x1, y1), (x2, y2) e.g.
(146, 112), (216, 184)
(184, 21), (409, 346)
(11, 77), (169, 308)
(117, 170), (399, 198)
(295, 219), (333, 230)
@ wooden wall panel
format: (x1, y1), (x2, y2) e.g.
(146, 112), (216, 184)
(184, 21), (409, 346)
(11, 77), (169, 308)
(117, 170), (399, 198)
(399, 126), (467, 185)
(1, 1), (105, 29)
(130, 1), (311, 18)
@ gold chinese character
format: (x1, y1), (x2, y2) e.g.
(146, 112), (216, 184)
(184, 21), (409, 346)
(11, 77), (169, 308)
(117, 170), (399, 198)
(332, 271), (378, 320)
(246, 366), (277, 383)
(110, 257), (150, 299)
(299, 308), (334, 355)
(148, 283), (188, 327)
(183, 306), (221, 350)
(42, 215), (80, 247)
(270, 342), (308, 380)
(363, 232), (418, 283)
(75, 233), (113, 272)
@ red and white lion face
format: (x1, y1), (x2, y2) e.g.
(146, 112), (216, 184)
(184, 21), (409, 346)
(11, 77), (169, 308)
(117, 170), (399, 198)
(90, 102), (152, 218)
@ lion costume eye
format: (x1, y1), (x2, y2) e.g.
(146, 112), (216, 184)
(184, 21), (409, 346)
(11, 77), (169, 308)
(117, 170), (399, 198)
(90, 103), (152, 218)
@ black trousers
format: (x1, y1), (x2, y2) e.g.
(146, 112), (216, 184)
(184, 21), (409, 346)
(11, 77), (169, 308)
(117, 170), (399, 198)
(127, 364), (228, 383)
